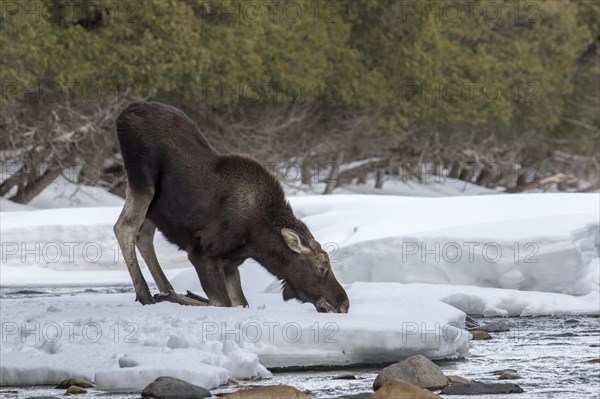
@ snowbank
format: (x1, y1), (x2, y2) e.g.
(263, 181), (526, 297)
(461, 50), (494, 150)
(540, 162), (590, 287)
(0, 177), (125, 211)
(1, 192), (599, 388)
(2, 193), (598, 299)
(291, 194), (599, 298)
(0, 287), (468, 389)
(285, 175), (498, 197)
(1, 207), (187, 270)
(172, 264), (600, 317)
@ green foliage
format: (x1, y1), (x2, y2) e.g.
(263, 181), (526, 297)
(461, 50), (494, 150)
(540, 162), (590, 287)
(1, 0), (597, 157)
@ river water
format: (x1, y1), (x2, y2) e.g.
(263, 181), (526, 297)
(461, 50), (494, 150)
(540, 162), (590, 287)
(1, 287), (599, 399)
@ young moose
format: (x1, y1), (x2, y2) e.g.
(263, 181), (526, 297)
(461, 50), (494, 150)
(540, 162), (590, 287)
(114, 102), (349, 313)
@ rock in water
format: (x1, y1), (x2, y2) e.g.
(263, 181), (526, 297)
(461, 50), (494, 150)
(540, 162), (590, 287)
(465, 316), (480, 328)
(373, 355), (448, 391)
(440, 383), (524, 395)
(479, 322), (510, 332)
(141, 376), (211, 399)
(222, 385), (309, 398)
(65, 386), (87, 395)
(491, 368), (517, 375)
(333, 372), (357, 380)
(499, 370), (521, 380)
(446, 375), (471, 384)
(372, 380), (442, 398)
(335, 393), (372, 399)
(55, 378), (94, 389)
(470, 330), (492, 340)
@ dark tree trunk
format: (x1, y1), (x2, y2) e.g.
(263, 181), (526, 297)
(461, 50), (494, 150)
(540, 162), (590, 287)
(301, 155), (313, 186)
(357, 172), (367, 185)
(10, 166), (61, 204)
(458, 164), (473, 182)
(446, 163), (462, 180)
(323, 151), (344, 194)
(375, 168), (385, 189)
(0, 167), (22, 196)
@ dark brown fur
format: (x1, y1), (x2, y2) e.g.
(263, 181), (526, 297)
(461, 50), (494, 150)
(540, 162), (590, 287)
(114, 101), (349, 313)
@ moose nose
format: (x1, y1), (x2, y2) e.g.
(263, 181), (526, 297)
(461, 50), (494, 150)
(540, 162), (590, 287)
(337, 303), (349, 313)
(315, 298), (336, 313)
(337, 298), (349, 313)
(316, 298), (349, 313)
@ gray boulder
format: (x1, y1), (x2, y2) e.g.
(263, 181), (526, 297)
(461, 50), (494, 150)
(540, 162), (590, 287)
(141, 376), (211, 399)
(373, 355), (448, 391)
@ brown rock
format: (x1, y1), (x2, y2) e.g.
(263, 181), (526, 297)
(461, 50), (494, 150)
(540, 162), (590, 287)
(65, 386), (87, 395)
(222, 385), (309, 399)
(373, 355), (447, 391)
(447, 375), (471, 384)
(470, 330), (492, 340)
(55, 379), (94, 389)
(372, 380), (441, 399)
(587, 358), (600, 363)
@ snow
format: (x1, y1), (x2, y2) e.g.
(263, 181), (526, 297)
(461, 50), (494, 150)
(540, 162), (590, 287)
(0, 288), (468, 389)
(1, 182), (599, 390)
(3, 194), (597, 302)
(1, 207), (187, 271)
(23, 176), (125, 209)
(0, 197), (36, 212)
(286, 194), (599, 299)
(285, 176), (498, 197)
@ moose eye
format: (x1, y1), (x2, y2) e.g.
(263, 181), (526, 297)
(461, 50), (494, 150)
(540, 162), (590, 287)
(317, 266), (327, 276)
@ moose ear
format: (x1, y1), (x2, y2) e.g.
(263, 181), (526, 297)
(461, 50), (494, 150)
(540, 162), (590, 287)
(281, 228), (303, 254)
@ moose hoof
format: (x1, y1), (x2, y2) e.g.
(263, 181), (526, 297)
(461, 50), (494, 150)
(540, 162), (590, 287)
(154, 290), (209, 306)
(136, 292), (156, 305)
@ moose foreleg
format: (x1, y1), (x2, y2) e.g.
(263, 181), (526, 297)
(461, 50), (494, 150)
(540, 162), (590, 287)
(224, 269), (249, 308)
(189, 253), (232, 307)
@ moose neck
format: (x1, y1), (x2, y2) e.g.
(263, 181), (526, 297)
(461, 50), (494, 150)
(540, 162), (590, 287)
(250, 217), (309, 280)
(249, 231), (293, 279)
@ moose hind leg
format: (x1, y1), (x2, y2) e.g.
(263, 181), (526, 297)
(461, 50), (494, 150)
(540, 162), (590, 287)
(136, 218), (174, 293)
(224, 269), (249, 308)
(114, 186), (155, 305)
